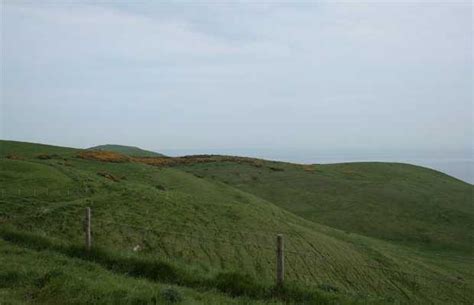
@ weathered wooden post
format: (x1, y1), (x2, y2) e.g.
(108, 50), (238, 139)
(276, 234), (284, 286)
(84, 207), (92, 251)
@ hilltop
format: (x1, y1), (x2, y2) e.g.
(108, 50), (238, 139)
(0, 140), (472, 305)
(89, 144), (165, 157)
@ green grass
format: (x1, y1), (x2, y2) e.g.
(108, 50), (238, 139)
(0, 140), (472, 305)
(0, 235), (287, 305)
(177, 160), (473, 253)
(89, 144), (165, 157)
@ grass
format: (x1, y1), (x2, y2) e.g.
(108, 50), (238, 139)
(0, 227), (447, 305)
(0, 139), (473, 304)
(177, 160), (473, 253)
(0, 236), (286, 305)
(0, 227), (401, 305)
(89, 144), (165, 157)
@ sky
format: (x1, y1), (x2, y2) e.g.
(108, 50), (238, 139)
(1, 1), (473, 161)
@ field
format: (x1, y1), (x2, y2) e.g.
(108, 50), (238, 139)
(0, 140), (472, 305)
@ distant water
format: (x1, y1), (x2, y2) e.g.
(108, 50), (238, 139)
(159, 149), (473, 184)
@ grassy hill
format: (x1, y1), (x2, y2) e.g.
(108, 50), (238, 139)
(89, 144), (165, 157)
(177, 160), (474, 253)
(0, 140), (472, 305)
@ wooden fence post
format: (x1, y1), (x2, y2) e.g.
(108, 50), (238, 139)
(276, 234), (284, 286)
(84, 207), (92, 251)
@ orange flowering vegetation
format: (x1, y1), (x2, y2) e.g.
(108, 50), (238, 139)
(77, 151), (130, 163)
(76, 151), (270, 169)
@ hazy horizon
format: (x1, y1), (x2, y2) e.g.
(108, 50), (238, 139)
(2, 136), (472, 183)
(1, 1), (472, 182)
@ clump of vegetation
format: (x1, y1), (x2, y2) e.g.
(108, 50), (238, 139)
(78, 150), (130, 163)
(318, 283), (339, 293)
(5, 154), (22, 160)
(155, 184), (166, 191)
(161, 287), (183, 303)
(212, 272), (267, 298)
(97, 171), (123, 182)
(268, 166), (284, 172)
(37, 153), (61, 160)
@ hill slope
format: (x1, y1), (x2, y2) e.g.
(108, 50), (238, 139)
(178, 160), (474, 253)
(89, 144), (164, 157)
(0, 140), (472, 305)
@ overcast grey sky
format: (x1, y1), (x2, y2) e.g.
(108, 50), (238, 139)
(1, 1), (472, 157)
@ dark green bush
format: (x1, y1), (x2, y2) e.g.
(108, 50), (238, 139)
(161, 287), (182, 303)
(212, 272), (267, 297)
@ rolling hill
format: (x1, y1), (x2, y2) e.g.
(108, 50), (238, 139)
(89, 144), (165, 157)
(0, 140), (472, 305)
(177, 160), (474, 253)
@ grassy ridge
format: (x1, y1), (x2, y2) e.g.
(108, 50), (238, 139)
(0, 140), (78, 158)
(0, 140), (472, 304)
(177, 161), (474, 253)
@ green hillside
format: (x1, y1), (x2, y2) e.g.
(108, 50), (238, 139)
(178, 160), (474, 253)
(0, 140), (472, 305)
(90, 144), (165, 157)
